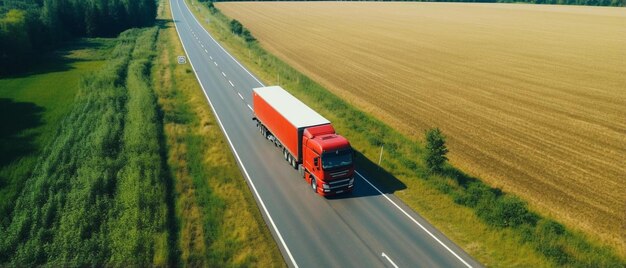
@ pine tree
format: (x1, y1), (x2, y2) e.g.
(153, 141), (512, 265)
(424, 128), (448, 174)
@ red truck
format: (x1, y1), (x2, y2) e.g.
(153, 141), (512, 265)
(252, 86), (355, 196)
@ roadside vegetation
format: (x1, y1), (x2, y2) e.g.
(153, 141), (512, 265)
(151, 0), (284, 266)
(0, 27), (173, 265)
(190, 1), (625, 266)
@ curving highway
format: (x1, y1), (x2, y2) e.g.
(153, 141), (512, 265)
(170, 0), (482, 267)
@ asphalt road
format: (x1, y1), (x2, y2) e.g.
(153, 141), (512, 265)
(170, 0), (483, 267)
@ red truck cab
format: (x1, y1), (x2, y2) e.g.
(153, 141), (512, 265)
(302, 124), (354, 195)
(252, 86), (354, 196)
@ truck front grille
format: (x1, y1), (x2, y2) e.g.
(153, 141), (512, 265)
(328, 178), (351, 189)
(329, 170), (349, 178)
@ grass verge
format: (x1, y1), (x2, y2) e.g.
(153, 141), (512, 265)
(188, 1), (625, 266)
(152, 0), (284, 266)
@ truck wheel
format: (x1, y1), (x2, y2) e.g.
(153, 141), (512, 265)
(283, 149), (288, 160)
(311, 178), (317, 193)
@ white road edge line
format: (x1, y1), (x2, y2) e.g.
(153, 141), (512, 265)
(381, 252), (399, 268)
(247, 104), (253, 111)
(171, 1), (298, 267)
(229, 80), (234, 87)
(357, 171), (472, 268)
(238, 92), (244, 100)
(181, 0), (264, 87)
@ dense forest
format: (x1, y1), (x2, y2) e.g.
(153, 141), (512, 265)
(0, 0), (156, 74)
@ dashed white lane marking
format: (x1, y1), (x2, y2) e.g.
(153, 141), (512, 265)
(247, 104), (253, 111)
(222, 72), (226, 77)
(209, 56), (213, 60)
(204, 49), (208, 53)
(238, 92), (243, 100)
(382, 252), (399, 268)
(229, 80), (234, 87)
(174, 1), (297, 267)
(214, 62), (218, 66)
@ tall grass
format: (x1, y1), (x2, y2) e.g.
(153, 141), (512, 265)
(108, 27), (172, 265)
(0, 27), (172, 266)
(192, 1), (625, 266)
(0, 38), (109, 230)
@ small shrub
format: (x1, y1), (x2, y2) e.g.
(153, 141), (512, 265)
(479, 195), (536, 228)
(456, 181), (491, 207)
(229, 19), (243, 35)
(242, 29), (255, 42)
(537, 219), (565, 236)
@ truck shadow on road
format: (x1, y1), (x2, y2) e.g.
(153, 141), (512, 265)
(326, 150), (406, 200)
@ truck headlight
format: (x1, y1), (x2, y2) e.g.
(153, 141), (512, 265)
(322, 183), (329, 190)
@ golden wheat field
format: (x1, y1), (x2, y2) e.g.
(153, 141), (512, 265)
(217, 2), (626, 251)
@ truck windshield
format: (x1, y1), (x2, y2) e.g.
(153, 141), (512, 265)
(322, 149), (353, 170)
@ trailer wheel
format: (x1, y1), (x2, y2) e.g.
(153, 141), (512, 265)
(311, 178), (317, 193)
(283, 149), (288, 160)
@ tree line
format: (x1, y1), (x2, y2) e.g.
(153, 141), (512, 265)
(209, 0), (623, 7)
(0, 0), (157, 74)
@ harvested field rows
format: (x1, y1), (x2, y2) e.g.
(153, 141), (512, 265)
(217, 2), (626, 251)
